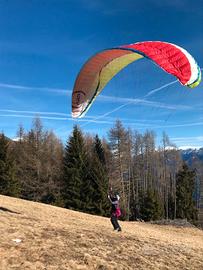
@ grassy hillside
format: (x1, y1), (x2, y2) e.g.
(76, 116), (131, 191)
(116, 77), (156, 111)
(0, 195), (203, 270)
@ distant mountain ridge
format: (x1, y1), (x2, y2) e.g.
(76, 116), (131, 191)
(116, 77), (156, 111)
(181, 148), (203, 164)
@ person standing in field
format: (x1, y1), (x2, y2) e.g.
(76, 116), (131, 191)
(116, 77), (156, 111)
(108, 192), (122, 232)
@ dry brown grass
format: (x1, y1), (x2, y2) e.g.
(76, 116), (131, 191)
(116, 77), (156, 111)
(0, 195), (203, 270)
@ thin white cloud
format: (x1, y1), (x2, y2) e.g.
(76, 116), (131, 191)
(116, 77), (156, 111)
(0, 79), (189, 110)
(0, 113), (116, 124)
(157, 122), (203, 129)
(0, 114), (70, 121)
(170, 136), (203, 149)
(0, 109), (103, 120)
(0, 83), (70, 95)
(0, 109), (69, 117)
(171, 136), (203, 142)
(113, 121), (203, 130)
(0, 75), (200, 127)
(2, 81), (189, 110)
(81, 80), (193, 127)
(0, 80), (196, 112)
(125, 121), (203, 130)
(98, 94), (191, 110)
(0, 108), (201, 128)
(0, 109), (109, 123)
(0, 111), (144, 125)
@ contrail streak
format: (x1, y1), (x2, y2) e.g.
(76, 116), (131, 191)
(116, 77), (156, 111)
(0, 114), (71, 121)
(145, 80), (178, 97)
(0, 82), (70, 95)
(0, 109), (69, 117)
(80, 80), (179, 127)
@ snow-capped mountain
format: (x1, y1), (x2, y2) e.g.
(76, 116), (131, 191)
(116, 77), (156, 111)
(181, 148), (203, 165)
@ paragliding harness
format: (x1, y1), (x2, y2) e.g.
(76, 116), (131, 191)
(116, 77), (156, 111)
(111, 197), (121, 218)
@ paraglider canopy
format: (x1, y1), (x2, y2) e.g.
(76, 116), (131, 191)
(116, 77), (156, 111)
(72, 41), (201, 118)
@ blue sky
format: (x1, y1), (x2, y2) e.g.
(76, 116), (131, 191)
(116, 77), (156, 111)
(0, 0), (202, 149)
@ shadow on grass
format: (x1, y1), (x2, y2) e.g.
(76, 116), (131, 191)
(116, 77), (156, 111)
(0, 207), (20, 214)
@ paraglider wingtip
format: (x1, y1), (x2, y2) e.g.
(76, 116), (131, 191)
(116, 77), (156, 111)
(72, 111), (84, 118)
(186, 73), (201, 89)
(72, 111), (79, 118)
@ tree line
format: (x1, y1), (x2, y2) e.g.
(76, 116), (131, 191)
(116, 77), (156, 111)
(0, 117), (199, 225)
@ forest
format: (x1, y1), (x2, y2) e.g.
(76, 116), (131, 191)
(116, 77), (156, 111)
(0, 117), (202, 226)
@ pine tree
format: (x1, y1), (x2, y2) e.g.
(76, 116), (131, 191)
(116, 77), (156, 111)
(63, 125), (87, 210)
(139, 189), (164, 221)
(90, 135), (109, 216)
(94, 135), (106, 165)
(0, 133), (20, 196)
(176, 163), (198, 224)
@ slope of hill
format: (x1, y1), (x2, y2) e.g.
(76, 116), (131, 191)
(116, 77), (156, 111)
(0, 195), (203, 270)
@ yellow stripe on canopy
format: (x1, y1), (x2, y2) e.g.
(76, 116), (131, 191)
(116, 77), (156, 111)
(72, 49), (143, 118)
(97, 52), (143, 96)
